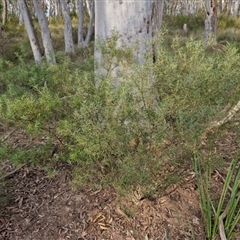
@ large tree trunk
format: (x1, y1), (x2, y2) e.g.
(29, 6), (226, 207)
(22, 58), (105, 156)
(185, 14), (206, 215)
(32, 0), (56, 64)
(18, 0), (43, 62)
(95, 1), (160, 82)
(2, 0), (7, 25)
(60, 0), (75, 53)
(204, 0), (217, 44)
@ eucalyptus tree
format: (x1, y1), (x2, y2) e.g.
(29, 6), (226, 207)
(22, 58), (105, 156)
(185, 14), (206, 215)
(48, 0), (61, 19)
(32, 0), (56, 64)
(95, 1), (164, 81)
(204, 0), (217, 44)
(77, 0), (94, 48)
(18, 0), (42, 62)
(2, 0), (7, 25)
(59, 0), (75, 53)
(232, 0), (240, 17)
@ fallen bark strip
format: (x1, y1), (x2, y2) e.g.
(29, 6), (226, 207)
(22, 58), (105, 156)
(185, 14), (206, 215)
(218, 206), (229, 240)
(210, 100), (240, 128)
(1, 128), (18, 143)
(201, 100), (240, 144)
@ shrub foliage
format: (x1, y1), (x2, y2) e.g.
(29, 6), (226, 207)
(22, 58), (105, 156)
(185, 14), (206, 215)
(0, 35), (239, 198)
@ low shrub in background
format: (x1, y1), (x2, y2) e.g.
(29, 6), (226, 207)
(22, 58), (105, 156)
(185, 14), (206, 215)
(164, 14), (205, 31)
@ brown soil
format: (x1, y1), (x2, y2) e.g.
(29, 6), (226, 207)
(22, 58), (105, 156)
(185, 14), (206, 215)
(0, 126), (238, 240)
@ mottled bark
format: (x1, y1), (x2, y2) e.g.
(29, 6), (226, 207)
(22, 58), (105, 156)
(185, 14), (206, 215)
(95, 1), (157, 82)
(60, 0), (75, 53)
(204, 0), (217, 44)
(18, 0), (43, 62)
(232, 0), (239, 17)
(32, 0), (56, 64)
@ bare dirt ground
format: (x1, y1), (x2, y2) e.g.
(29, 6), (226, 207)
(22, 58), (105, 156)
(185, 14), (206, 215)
(0, 126), (238, 240)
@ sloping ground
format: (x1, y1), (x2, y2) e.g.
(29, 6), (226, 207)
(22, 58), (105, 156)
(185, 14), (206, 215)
(0, 162), (204, 240)
(0, 126), (239, 240)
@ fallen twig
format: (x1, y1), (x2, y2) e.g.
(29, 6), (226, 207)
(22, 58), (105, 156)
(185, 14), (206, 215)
(210, 100), (240, 128)
(215, 170), (232, 192)
(0, 163), (27, 180)
(1, 128), (18, 143)
(200, 100), (240, 145)
(218, 206), (229, 240)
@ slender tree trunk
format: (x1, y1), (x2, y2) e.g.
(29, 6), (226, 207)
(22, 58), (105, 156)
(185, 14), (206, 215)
(32, 0), (56, 64)
(85, 0), (91, 16)
(53, 0), (61, 18)
(18, 0), (43, 62)
(84, 0), (94, 46)
(2, 0), (7, 25)
(204, 0), (217, 44)
(219, 0), (223, 12)
(60, 0), (75, 53)
(77, 0), (84, 47)
(75, 0), (79, 14)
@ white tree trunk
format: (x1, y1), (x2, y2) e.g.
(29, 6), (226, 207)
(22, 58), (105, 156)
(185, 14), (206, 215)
(204, 0), (217, 44)
(95, 1), (157, 81)
(84, 0), (94, 46)
(53, 0), (61, 18)
(18, 0), (43, 62)
(232, 0), (239, 17)
(85, 0), (91, 16)
(32, 0), (56, 64)
(60, 0), (75, 53)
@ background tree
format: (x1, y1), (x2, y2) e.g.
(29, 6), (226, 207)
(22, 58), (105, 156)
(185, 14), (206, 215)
(232, 0), (240, 18)
(2, 0), (7, 25)
(60, 0), (75, 53)
(204, 0), (218, 44)
(77, 0), (94, 48)
(95, 1), (161, 81)
(18, 0), (43, 62)
(77, 0), (84, 47)
(32, 0), (56, 64)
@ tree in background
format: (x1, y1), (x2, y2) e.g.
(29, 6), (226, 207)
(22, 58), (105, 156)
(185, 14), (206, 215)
(77, 0), (94, 48)
(59, 0), (75, 53)
(204, 0), (218, 44)
(1, 0), (7, 25)
(18, 0), (43, 62)
(32, 0), (56, 64)
(77, 0), (84, 47)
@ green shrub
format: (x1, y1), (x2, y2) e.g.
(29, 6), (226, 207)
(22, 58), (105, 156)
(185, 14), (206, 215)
(0, 34), (239, 197)
(164, 14), (205, 31)
(218, 15), (238, 30)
